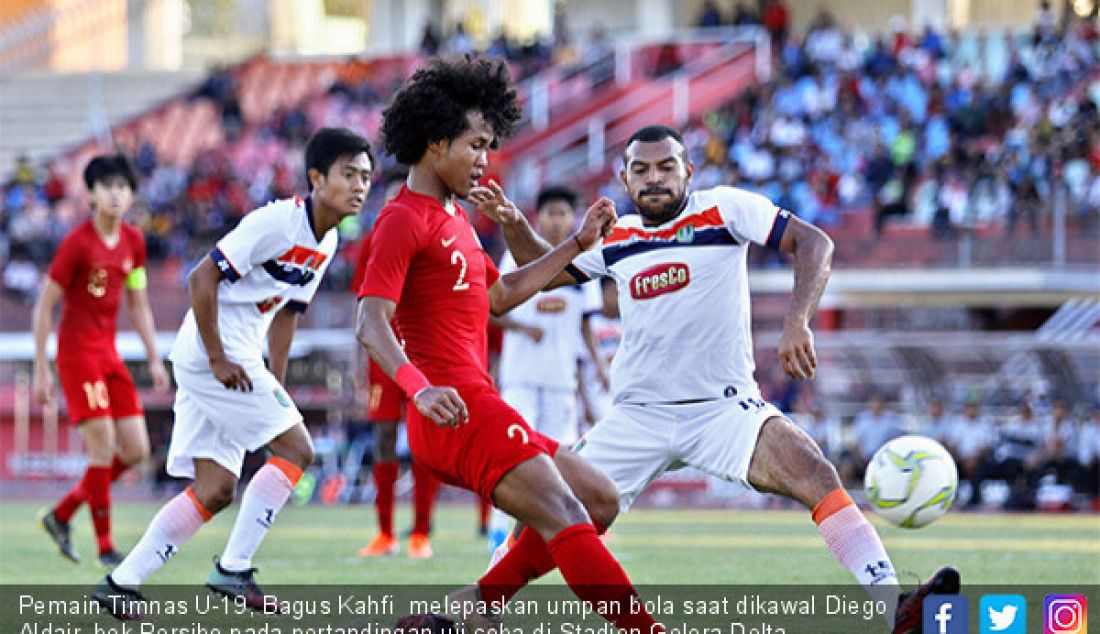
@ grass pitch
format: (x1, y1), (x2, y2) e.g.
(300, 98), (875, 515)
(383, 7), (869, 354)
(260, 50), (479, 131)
(1, 500), (1097, 586)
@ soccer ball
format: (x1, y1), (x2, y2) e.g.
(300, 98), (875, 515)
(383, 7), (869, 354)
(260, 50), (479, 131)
(864, 435), (958, 529)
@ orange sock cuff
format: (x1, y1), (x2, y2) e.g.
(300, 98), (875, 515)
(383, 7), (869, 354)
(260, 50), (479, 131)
(185, 487), (214, 521)
(268, 456), (304, 486)
(812, 488), (855, 525)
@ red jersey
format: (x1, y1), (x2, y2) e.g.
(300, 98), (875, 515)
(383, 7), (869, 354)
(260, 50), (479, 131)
(47, 219), (146, 357)
(358, 186), (499, 388)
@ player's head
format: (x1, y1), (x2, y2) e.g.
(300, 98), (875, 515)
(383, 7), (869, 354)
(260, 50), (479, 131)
(535, 185), (578, 246)
(305, 127), (373, 218)
(381, 55), (521, 198)
(83, 153), (137, 218)
(620, 125), (694, 225)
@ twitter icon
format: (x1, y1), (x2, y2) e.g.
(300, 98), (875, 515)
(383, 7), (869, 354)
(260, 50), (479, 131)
(981, 595), (1027, 634)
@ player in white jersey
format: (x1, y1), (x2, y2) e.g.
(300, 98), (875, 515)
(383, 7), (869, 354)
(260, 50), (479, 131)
(577, 277), (620, 427)
(471, 125), (959, 634)
(92, 128), (373, 621)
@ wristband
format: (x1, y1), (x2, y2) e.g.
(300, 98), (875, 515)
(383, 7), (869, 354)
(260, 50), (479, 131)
(395, 363), (430, 397)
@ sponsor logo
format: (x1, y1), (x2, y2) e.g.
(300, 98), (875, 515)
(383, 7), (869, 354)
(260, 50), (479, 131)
(273, 389), (292, 408)
(156, 543), (176, 563)
(256, 507), (275, 529)
(256, 296), (283, 313)
(536, 296), (567, 313)
(629, 262), (690, 300)
(925, 595), (969, 634)
(441, 236), (457, 248)
(980, 595), (1026, 634)
(1045, 595), (1087, 634)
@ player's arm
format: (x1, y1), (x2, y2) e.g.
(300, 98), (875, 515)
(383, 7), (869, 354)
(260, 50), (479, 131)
(581, 314), (610, 390)
(488, 199), (616, 315)
(469, 181), (596, 290)
(777, 215), (834, 381)
(355, 296), (467, 427)
(31, 279), (64, 404)
(188, 256), (253, 391)
(488, 314), (544, 342)
(267, 306), (298, 385)
(124, 275), (170, 393)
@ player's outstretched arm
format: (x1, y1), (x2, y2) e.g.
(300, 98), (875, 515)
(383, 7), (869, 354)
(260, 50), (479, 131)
(267, 307), (299, 385)
(125, 284), (170, 393)
(777, 216), (834, 381)
(188, 256), (253, 391)
(355, 296), (468, 427)
(31, 279), (63, 404)
(488, 199), (616, 314)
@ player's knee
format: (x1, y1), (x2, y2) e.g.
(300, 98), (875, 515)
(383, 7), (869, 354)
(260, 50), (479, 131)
(117, 443), (149, 466)
(203, 482), (236, 514)
(292, 443), (316, 471)
(589, 480), (620, 530)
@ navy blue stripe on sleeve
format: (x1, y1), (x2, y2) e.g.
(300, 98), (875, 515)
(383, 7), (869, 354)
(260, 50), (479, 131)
(766, 209), (792, 250)
(286, 300), (309, 314)
(565, 263), (590, 284)
(210, 247), (242, 282)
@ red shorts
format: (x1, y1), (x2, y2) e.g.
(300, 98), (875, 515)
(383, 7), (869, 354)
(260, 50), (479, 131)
(406, 383), (560, 501)
(56, 353), (142, 424)
(367, 360), (405, 422)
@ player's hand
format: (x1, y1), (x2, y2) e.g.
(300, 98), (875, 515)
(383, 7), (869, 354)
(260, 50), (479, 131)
(210, 357), (253, 392)
(413, 386), (469, 427)
(778, 321), (817, 380)
(468, 180), (522, 226)
(32, 364), (54, 405)
(573, 198), (617, 250)
(150, 358), (171, 393)
(521, 325), (545, 343)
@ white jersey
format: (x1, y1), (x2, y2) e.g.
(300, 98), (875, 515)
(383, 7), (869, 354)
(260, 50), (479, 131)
(170, 196), (337, 371)
(582, 312), (622, 421)
(498, 251), (601, 390)
(571, 186), (788, 405)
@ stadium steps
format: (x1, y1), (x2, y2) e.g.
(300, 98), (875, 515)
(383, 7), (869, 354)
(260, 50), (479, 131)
(0, 70), (204, 176)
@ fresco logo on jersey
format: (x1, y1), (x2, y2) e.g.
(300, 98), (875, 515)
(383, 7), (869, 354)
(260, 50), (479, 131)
(630, 262), (690, 300)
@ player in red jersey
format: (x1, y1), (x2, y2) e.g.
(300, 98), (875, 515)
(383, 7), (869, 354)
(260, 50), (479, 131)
(350, 172), (439, 559)
(33, 154), (171, 566)
(356, 55), (663, 634)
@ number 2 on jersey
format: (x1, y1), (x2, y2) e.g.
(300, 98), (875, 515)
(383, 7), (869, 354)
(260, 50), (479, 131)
(450, 250), (470, 291)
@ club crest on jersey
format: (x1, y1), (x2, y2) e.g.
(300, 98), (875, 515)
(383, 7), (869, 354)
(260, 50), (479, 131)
(87, 268), (108, 298)
(675, 225), (695, 243)
(630, 262), (690, 300)
(536, 297), (567, 313)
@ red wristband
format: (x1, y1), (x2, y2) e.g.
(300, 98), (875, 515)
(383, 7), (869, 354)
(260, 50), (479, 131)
(395, 363), (430, 397)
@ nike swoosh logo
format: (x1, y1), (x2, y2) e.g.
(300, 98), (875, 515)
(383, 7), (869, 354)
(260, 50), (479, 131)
(441, 236), (457, 247)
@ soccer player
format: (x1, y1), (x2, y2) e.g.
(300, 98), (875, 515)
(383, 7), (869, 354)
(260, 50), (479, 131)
(34, 154), (170, 567)
(476, 125), (961, 634)
(91, 128), (372, 620)
(356, 55), (663, 634)
(350, 172), (438, 559)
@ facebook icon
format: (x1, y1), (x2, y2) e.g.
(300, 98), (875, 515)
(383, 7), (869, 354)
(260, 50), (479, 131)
(924, 595), (970, 634)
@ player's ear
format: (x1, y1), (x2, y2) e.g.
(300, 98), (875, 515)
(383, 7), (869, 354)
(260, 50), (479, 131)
(307, 167), (324, 192)
(684, 159), (695, 182)
(619, 168), (628, 190)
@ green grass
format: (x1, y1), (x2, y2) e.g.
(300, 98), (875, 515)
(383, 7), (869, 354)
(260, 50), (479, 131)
(1, 500), (1098, 586)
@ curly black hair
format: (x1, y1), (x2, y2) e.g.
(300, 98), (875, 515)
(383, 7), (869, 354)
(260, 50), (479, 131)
(381, 55), (522, 165)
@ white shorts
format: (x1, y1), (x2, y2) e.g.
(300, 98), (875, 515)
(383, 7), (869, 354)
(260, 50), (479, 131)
(576, 396), (783, 512)
(501, 385), (578, 445)
(166, 364), (303, 479)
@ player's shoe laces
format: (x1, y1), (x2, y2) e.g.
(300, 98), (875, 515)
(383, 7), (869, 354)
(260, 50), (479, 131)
(40, 509), (80, 564)
(408, 533), (434, 559)
(91, 575), (145, 621)
(358, 533), (399, 557)
(206, 558), (276, 612)
(98, 549), (125, 568)
(892, 566), (961, 634)
(443, 584), (501, 634)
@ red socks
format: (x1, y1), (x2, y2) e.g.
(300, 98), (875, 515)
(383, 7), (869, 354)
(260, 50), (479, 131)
(85, 466), (114, 554)
(481, 524), (661, 633)
(54, 456), (129, 523)
(411, 461), (437, 536)
(373, 462), (398, 537)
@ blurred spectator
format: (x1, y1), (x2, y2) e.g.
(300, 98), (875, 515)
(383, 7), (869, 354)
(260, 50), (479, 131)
(943, 399), (996, 507)
(761, 0), (790, 47)
(992, 400), (1046, 509)
(731, 2), (759, 27)
(445, 22), (475, 55)
(917, 397), (952, 444)
(1031, 399), (1087, 493)
(791, 399), (843, 464)
(696, 1), (723, 28)
(420, 22), (440, 56)
(838, 392), (903, 485)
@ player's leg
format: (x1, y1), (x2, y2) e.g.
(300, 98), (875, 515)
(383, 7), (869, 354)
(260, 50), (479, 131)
(77, 416), (120, 562)
(216, 421), (312, 574)
(360, 420), (400, 556)
(409, 455), (438, 558)
(487, 454), (663, 632)
(745, 415), (959, 633)
(490, 386), (539, 552)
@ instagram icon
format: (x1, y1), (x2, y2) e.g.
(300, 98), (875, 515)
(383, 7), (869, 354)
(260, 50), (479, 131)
(1045, 595), (1088, 634)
